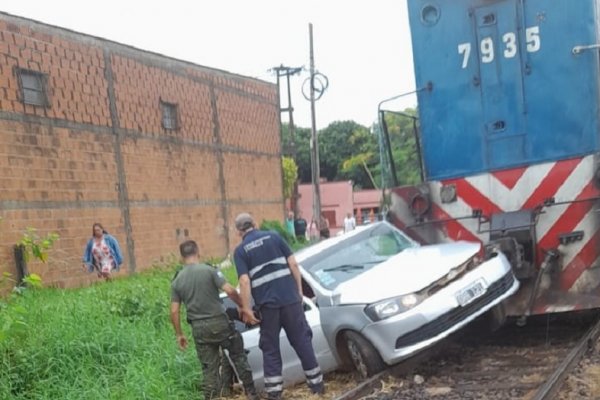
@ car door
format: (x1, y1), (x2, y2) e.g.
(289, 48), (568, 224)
(222, 296), (336, 389)
(275, 296), (337, 387)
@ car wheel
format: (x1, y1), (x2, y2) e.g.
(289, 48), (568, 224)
(487, 303), (507, 332)
(343, 331), (386, 378)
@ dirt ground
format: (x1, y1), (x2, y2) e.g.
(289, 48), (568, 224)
(557, 337), (600, 400)
(222, 335), (600, 400)
(226, 371), (360, 400)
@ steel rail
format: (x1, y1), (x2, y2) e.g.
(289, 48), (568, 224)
(331, 351), (429, 400)
(332, 315), (600, 400)
(531, 315), (600, 400)
(331, 369), (390, 400)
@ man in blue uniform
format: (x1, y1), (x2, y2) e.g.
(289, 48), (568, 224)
(233, 213), (324, 400)
(171, 240), (259, 400)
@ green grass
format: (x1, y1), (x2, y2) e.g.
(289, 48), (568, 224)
(0, 235), (310, 400)
(220, 265), (239, 286)
(0, 266), (207, 400)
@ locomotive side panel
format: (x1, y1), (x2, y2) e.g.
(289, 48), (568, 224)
(408, 0), (600, 180)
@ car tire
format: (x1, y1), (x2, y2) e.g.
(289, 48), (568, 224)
(343, 331), (386, 378)
(487, 303), (507, 332)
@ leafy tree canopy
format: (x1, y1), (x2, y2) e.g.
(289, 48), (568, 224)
(280, 108), (421, 190)
(281, 156), (298, 199)
(375, 107), (422, 187)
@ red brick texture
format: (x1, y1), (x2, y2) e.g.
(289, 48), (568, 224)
(0, 13), (284, 288)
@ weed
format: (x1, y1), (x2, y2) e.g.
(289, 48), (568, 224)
(1, 226), (58, 346)
(19, 227), (59, 263)
(0, 268), (200, 399)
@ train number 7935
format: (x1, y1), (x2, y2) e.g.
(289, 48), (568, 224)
(458, 26), (540, 69)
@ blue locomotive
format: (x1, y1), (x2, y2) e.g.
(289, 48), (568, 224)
(388, 0), (600, 316)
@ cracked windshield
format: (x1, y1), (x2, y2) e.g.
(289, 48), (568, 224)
(302, 224), (417, 289)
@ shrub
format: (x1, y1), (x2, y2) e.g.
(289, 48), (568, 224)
(259, 219), (296, 245)
(19, 228), (59, 263)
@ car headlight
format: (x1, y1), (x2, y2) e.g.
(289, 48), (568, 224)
(364, 293), (424, 321)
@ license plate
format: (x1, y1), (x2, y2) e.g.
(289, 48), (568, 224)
(456, 279), (487, 307)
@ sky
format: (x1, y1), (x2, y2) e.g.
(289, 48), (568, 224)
(1, 0), (419, 129)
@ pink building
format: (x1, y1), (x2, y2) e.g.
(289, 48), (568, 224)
(353, 189), (383, 224)
(294, 181), (382, 235)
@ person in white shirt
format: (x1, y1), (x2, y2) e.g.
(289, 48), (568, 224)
(343, 212), (356, 233)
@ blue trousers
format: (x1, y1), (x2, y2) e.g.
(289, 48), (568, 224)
(259, 301), (323, 396)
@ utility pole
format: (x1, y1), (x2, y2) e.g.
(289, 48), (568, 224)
(300, 24), (328, 230)
(272, 64), (302, 215)
(308, 23), (322, 230)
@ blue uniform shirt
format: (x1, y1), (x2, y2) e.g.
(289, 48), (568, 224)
(234, 229), (300, 307)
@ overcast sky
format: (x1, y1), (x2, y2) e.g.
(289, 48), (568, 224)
(2, 0), (418, 129)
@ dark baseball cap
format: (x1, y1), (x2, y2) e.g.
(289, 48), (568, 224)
(234, 213), (254, 231)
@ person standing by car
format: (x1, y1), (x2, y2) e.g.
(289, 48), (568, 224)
(285, 210), (296, 238)
(82, 222), (123, 281)
(170, 240), (259, 400)
(233, 213), (325, 400)
(343, 212), (356, 233)
(293, 211), (308, 242)
(318, 213), (330, 239)
(307, 217), (320, 242)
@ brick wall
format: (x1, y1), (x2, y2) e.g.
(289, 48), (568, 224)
(0, 12), (284, 288)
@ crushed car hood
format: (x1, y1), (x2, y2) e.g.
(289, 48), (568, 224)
(334, 241), (481, 304)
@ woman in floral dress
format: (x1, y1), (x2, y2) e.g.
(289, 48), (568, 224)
(82, 222), (123, 280)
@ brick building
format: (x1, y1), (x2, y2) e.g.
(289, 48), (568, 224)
(0, 12), (284, 288)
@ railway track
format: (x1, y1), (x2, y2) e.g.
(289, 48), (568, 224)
(333, 311), (600, 400)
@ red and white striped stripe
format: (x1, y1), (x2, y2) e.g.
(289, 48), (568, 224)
(391, 155), (600, 301)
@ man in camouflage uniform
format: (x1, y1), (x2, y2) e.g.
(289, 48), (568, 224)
(170, 240), (259, 400)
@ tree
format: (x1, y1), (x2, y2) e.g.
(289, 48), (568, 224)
(377, 107), (422, 187)
(318, 121), (379, 189)
(281, 123), (312, 183)
(281, 111), (421, 190)
(341, 153), (378, 189)
(282, 121), (379, 188)
(281, 157), (298, 199)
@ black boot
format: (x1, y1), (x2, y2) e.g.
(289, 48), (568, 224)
(266, 391), (282, 400)
(310, 382), (325, 395)
(244, 384), (260, 400)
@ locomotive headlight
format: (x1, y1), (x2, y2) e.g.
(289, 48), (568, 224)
(365, 293), (424, 321)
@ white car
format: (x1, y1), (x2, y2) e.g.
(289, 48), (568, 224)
(227, 221), (519, 386)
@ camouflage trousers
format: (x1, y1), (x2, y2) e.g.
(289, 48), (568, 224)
(190, 314), (254, 399)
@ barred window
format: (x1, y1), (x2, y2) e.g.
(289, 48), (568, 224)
(161, 101), (178, 130)
(18, 69), (48, 106)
